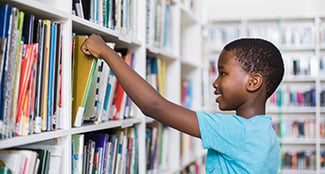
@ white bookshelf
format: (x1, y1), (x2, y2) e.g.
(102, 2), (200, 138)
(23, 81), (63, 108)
(0, 0), (206, 173)
(203, 16), (325, 174)
(145, 0), (206, 173)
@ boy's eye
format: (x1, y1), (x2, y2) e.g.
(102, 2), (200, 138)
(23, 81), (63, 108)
(219, 72), (226, 76)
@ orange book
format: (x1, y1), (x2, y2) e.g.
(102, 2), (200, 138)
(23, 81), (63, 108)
(15, 44), (35, 136)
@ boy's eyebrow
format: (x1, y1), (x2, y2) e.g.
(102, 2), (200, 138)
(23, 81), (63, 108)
(218, 65), (224, 70)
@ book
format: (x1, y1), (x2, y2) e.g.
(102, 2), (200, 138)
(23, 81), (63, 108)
(72, 35), (97, 127)
(84, 139), (96, 174)
(73, 0), (85, 18)
(72, 134), (84, 174)
(53, 23), (62, 130)
(2, 6), (19, 138)
(10, 11), (25, 137)
(108, 134), (118, 174)
(0, 38), (6, 138)
(33, 19), (45, 133)
(47, 22), (57, 131)
(0, 167), (11, 174)
(22, 13), (35, 44)
(41, 19), (51, 131)
(83, 60), (100, 122)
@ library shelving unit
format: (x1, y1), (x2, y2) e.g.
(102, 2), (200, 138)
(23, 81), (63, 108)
(0, 0), (205, 174)
(203, 16), (325, 174)
(145, 0), (206, 173)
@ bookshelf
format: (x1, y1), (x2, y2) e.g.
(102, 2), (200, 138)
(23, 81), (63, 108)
(0, 0), (205, 174)
(203, 17), (325, 174)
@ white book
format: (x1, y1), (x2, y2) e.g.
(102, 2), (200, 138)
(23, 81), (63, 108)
(0, 150), (26, 174)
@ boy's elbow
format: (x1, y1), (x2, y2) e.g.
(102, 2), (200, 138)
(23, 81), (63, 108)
(139, 98), (163, 119)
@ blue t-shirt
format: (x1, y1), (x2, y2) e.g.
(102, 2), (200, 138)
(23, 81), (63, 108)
(196, 112), (279, 174)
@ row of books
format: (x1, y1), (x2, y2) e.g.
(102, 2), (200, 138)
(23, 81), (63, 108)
(268, 87), (316, 107)
(72, 0), (137, 37)
(282, 150), (316, 170)
(72, 127), (137, 174)
(281, 24), (315, 47)
(146, 56), (166, 97)
(0, 143), (63, 174)
(207, 22), (316, 49)
(146, 0), (173, 50)
(0, 4), (63, 139)
(272, 119), (316, 139)
(284, 56), (318, 77)
(145, 122), (170, 172)
(71, 35), (135, 127)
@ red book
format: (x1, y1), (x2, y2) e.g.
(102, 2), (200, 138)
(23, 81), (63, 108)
(15, 44), (36, 135)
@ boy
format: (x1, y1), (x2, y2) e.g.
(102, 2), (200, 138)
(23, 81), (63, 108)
(81, 35), (284, 173)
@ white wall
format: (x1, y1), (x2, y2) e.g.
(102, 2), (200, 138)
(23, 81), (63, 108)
(204, 0), (325, 21)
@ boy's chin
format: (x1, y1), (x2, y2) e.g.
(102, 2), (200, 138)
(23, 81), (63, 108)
(217, 104), (233, 111)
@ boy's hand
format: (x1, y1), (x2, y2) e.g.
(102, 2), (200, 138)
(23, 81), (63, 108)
(81, 34), (108, 58)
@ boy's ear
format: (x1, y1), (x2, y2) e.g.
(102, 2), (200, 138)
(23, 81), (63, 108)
(246, 73), (263, 92)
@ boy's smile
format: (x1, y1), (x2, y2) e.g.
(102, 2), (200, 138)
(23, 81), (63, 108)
(213, 50), (250, 111)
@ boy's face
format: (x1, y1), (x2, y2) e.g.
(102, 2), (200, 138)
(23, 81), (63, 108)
(213, 50), (250, 111)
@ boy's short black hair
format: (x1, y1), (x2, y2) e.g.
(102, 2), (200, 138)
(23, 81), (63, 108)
(223, 38), (284, 98)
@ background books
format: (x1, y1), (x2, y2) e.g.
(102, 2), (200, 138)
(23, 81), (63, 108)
(0, 4), (63, 139)
(71, 127), (137, 174)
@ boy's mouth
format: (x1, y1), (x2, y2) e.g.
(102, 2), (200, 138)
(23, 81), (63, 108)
(214, 92), (221, 102)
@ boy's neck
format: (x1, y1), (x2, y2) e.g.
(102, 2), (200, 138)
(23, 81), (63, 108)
(236, 102), (266, 119)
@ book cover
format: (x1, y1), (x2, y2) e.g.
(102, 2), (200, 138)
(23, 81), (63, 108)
(83, 60), (100, 122)
(108, 134), (118, 174)
(95, 59), (111, 122)
(72, 35), (97, 127)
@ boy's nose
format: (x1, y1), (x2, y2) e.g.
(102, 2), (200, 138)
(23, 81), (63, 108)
(212, 78), (219, 88)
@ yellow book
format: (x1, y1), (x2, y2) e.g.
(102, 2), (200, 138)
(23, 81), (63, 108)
(157, 58), (166, 97)
(72, 35), (97, 127)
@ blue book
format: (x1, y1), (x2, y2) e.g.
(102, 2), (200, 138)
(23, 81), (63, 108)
(47, 22), (57, 131)
(0, 4), (12, 139)
(0, 5), (11, 38)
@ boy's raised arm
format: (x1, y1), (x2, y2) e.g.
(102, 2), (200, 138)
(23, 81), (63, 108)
(81, 34), (201, 138)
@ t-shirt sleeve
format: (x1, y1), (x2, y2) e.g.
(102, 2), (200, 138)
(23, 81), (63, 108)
(197, 112), (246, 156)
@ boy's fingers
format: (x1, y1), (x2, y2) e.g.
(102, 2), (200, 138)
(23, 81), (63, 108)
(81, 42), (91, 55)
